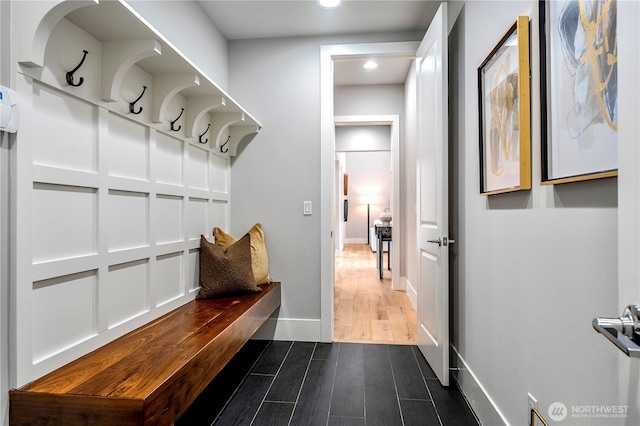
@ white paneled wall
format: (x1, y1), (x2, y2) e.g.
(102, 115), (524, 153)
(106, 259), (147, 328)
(9, 0), (261, 388)
(13, 48), (232, 388)
(32, 271), (98, 365)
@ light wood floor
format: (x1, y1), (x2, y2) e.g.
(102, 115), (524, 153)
(334, 244), (417, 345)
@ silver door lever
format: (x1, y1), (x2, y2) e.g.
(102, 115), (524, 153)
(592, 305), (640, 358)
(427, 238), (441, 246)
(427, 237), (456, 247)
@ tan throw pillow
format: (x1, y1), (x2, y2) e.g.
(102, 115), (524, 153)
(213, 223), (271, 285)
(197, 234), (261, 299)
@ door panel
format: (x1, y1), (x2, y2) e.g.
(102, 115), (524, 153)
(416, 3), (449, 386)
(420, 251), (438, 340)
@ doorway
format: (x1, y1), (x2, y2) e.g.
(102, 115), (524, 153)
(333, 116), (400, 290)
(319, 42), (419, 342)
(329, 88), (412, 345)
(333, 120), (415, 343)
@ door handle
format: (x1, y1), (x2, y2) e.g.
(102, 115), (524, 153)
(427, 238), (441, 246)
(427, 237), (455, 247)
(592, 305), (640, 358)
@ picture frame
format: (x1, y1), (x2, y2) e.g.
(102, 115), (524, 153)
(539, 0), (618, 184)
(343, 173), (348, 196)
(478, 16), (531, 195)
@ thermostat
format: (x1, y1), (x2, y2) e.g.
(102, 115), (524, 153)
(0, 85), (19, 133)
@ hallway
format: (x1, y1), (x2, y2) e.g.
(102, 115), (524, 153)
(335, 244), (417, 344)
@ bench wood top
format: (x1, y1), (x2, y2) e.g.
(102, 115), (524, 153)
(10, 281), (281, 426)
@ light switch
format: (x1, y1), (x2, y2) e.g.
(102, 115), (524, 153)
(303, 201), (312, 215)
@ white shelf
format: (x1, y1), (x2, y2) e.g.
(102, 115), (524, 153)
(15, 0), (261, 156)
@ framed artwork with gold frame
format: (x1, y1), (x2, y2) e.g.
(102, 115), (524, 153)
(539, 0), (617, 184)
(478, 16), (531, 195)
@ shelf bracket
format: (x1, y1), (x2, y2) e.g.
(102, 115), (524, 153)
(185, 96), (226, 138)
(228, 125), (261, 156)
(151, 74), (200, 123)
(101, 39), (161, 102)
(211, 112), (245, 152)
(16, 0), (97, 68)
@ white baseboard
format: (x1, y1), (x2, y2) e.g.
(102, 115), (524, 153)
(451, 345), (509, 426)
(344, 238), (367, 244)
(403, 277), (417, 309)
(252, 317), (322, 342)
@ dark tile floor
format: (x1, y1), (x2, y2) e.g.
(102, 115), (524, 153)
(177, 341), (480, 426)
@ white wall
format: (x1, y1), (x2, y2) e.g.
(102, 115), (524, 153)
(335, 125), (392, 243)
(343, 151), (391, 242)
(127, 0), (229, 90)
(450, 2), (620, 425)
(403, 62), (418, 298)
(334, 84), (405, 117)
(0, 132), (8, 426)
(335, 125), (390, 152)
(0, 129), (8, 426)
(336, 152), (346, 251)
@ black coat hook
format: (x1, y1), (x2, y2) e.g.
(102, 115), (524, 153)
(66, 50), (89, 87)
(199, 124), (210, 144)
(129, 86), (147, 114)
(221, 135), (231, 153)
(170, 108), (184, 131)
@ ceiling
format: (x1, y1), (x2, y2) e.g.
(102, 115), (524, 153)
(197, 0), (442, 85)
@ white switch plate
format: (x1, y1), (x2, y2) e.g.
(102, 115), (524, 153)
(527, 393), (538, 410)
(303, 201), (312, 215)
(528, 393), (538, 426)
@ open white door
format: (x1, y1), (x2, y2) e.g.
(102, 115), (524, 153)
(416, 3), (449, 386)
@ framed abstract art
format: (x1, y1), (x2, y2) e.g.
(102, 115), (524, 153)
(478, 16), (531, 195)
(539, 0), (618, 184)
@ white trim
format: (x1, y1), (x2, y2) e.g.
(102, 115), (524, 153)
(451, 345), (510, 426)
(344, 238), (368, 244)
(320, 41), (419, 342)
(403, 277), (417, 309)
(251, 317), (322, 342)
(12, 74), (35, 386)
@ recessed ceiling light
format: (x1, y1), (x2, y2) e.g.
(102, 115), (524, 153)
(363, 61), (378, 70)
(318, 0), (342, 8)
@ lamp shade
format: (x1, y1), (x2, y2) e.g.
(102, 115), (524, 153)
(360, 195), (378, 205)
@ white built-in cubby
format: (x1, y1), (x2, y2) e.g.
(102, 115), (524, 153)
(10, 0), (261, 386)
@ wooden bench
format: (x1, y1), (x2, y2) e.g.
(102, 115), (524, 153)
(9, 281), (281, 426)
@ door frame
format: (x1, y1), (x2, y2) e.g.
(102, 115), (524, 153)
(320, 41), (419, 341)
